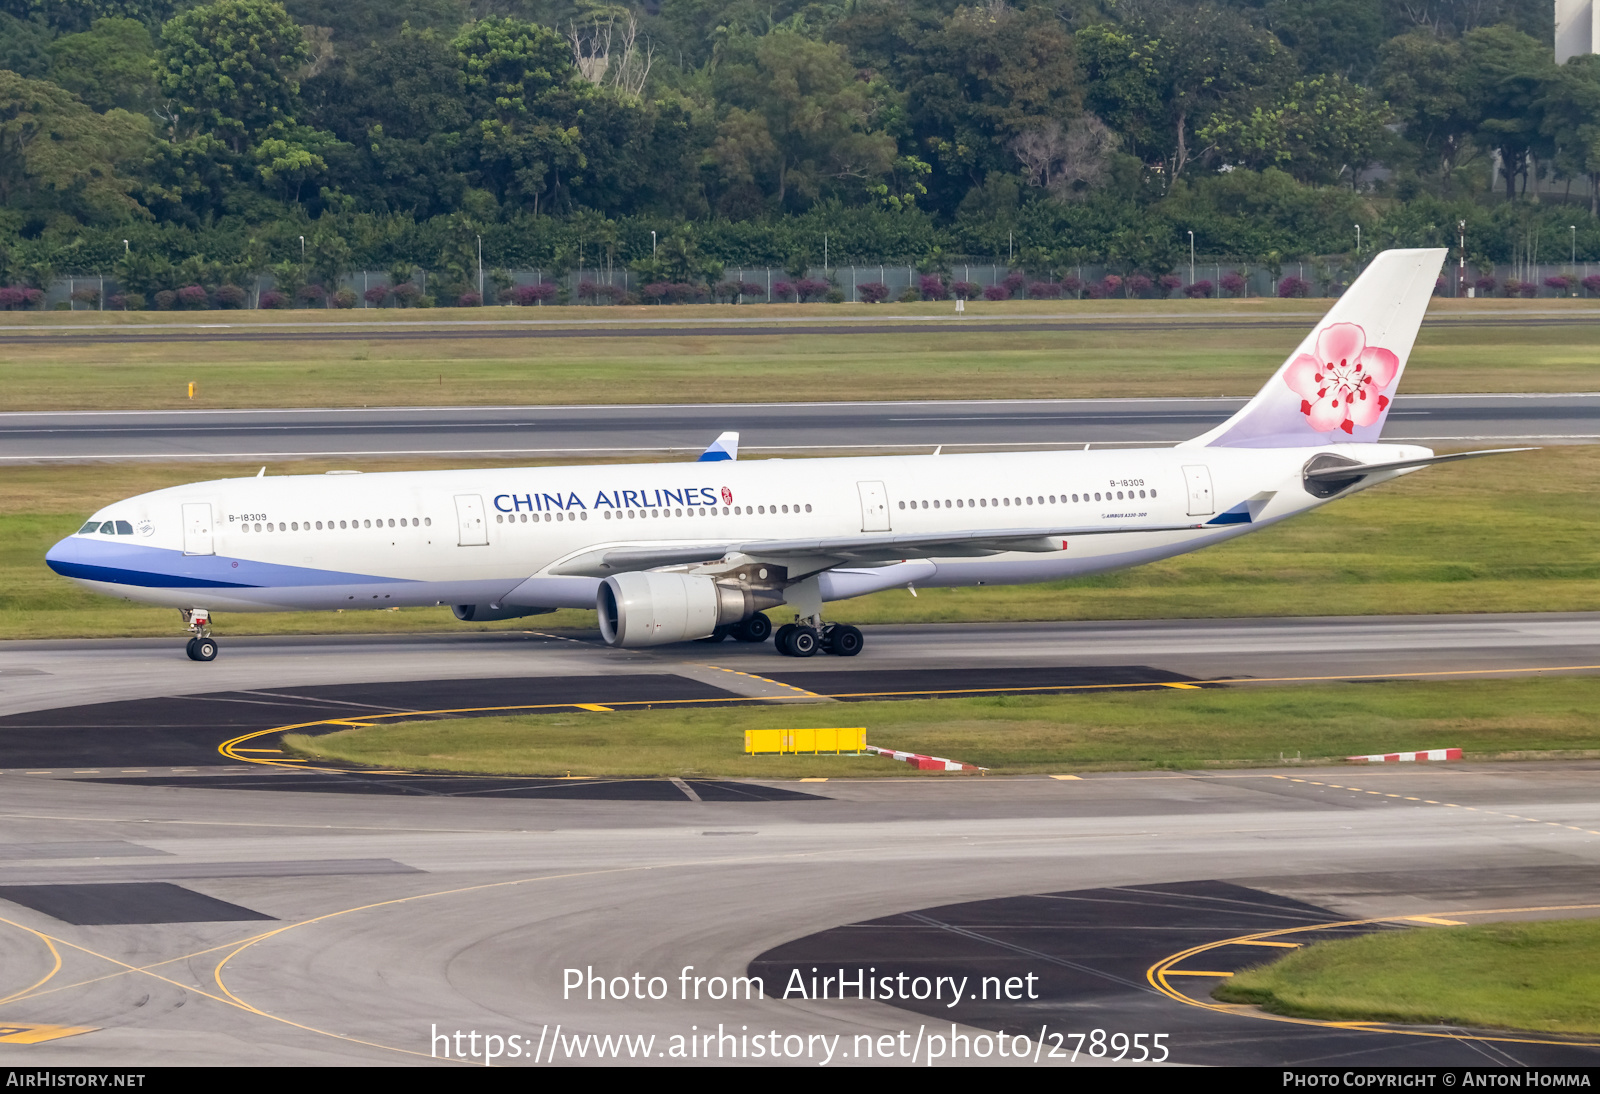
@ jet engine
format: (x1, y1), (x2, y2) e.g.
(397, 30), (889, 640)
(451, 604), (555, 622)
(598, 571), (773, 647)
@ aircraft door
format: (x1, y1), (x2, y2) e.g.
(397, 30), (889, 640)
(1182, 465), (1215, 516)
(454, 494), (489, 546)
(182, 502), (214, 556)
(857, 481), (891, 532)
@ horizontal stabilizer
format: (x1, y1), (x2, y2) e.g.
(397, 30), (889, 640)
(1304, 448), (1536, 483)
(697, 431), (739, 462)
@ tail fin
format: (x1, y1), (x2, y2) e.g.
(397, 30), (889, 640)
(1182, 248), (1446, 449)
(697, 431), (739, 461)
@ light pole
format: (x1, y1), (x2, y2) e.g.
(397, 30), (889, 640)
(1458, 219), (1467, 296)
(1573, 225), (1578, 266)
(1354, 225), (1361, 256)
(1187, 230), (1195, 286)
(651, 230), (656, 257)
(122, 240), (129, 254)
(477, 234), (483, 305)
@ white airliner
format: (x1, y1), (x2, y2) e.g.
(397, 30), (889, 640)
(48, 248), (1523, 661)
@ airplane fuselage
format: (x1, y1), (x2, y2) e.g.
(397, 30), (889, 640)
(48, 442), (1427, 615)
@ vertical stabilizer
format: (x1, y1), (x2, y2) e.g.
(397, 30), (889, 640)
(1182, 248), (1446, 449)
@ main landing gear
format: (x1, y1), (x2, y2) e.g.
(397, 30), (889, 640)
(775, 621), (863, 658)
(180, 608), (217, 661)
(698, 614), (775, 644)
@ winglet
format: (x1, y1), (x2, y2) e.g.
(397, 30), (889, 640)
(697, 431), (739, 462)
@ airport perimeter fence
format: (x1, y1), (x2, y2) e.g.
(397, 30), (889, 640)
(18, 258), (1600, 311)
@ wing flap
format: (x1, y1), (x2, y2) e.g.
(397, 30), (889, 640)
(548, 522), (1203, 576)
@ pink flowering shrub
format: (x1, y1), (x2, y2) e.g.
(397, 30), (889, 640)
(796, 277), (831, 302)
(1100, 274), (1124, 297)
(1220, 272), (1247, 297)
(858, 282), (890, 304)
(982, 285), (1009, 302)
(1277, 276), (1311, 299)
(1026, 281), (1061, 299)
(1184, 280), (1213, 298)
(258, 290), (288, 309)
(949, 281), (980, 300)
(508, 283), (556, 305)
(1059, 275), (1083, 296)
(1583, 274), (1600, 296)
(214, 285), (247, 309)
(1158, 274), (1182, 296)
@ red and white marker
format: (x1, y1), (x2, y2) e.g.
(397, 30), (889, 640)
(1347, 748), (1462, 763)
(866, 745), (985, 772)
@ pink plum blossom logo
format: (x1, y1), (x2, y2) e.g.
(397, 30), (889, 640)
(1284, 322), (1400, 434)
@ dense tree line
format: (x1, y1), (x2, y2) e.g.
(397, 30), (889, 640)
(2, 0), (1598, 303)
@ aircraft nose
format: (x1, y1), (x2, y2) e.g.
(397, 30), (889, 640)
(45, 534), (79, 576)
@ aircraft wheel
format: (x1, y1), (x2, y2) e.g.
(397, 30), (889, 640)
(828, 625), (864, 657)
(787, 627), (820, 658)
(187, 637), (218, 662)
(734, 614), (772, 643)
(773, 623), (797, 656)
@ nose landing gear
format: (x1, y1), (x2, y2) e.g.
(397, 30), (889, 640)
(181, 608), (218, 661)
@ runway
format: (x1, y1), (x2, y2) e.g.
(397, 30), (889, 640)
(3, 393), (1597, 463)
(2, 306), (1595, 345)
(1, 614), (1598, 1066)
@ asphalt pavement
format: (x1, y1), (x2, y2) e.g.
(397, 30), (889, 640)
(2, 393), (1596, 463)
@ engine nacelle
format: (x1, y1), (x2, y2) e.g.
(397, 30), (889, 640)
(452, 604), (555, 622)
(598, 571), (760, 647)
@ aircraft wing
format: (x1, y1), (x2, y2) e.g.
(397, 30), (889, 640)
(550, 520), (1204, 576)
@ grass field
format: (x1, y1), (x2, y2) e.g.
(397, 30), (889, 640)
(281, 675), (1600, 777)
(3, 443), (1594, 639)
(0, 299), (1595, 410)
(1214, 919), (1600, 1035)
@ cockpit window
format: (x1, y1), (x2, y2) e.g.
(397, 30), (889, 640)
(114, 520), (133, 535)
(79, 521), (102, 534)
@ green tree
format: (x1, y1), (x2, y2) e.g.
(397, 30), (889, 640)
(0, 11), (56, 79)
(713, 30), (896, 210)
(454, 16), (586, 213)
(1080, 4), (1292, 188)
(1378, 30), (1476, 190)
(49, 17), (159, 113)
(1253, 0), (1383, 78)
(1462, 24), (1556, 201)
(1201, 74), (1394, 185)
(3, 0), (178, 34)
(1541, 55), (1600, 217)
(154, 0), (310, 151)
(0, 70), (152, 221)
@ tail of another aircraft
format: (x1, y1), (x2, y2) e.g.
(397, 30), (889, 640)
(1182, 248), (1447, 449)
